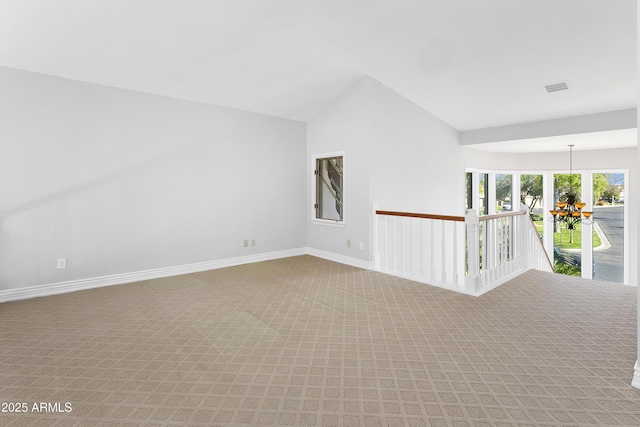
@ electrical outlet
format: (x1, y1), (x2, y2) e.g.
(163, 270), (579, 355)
(243, 240), (249, 247)
(347, 240), (351, 248)
(57, 258), (67, 269)
(251, 239), (256, 246)
(359, 242), (364, 251)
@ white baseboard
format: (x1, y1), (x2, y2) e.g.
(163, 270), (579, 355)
(305, 247), (373, 270)
(0, 248), (307, 303)
(633, 361), (640, 389)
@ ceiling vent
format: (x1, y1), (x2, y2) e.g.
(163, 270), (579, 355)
(545, 82), (569, 93)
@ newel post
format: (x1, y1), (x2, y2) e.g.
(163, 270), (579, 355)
(465, 210), (480, 294)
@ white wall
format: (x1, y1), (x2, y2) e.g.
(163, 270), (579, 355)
(0, 67), (307, 291)
(370, 80), (463, 215)
(306, 78), (373, 263)
(460, 109), (636, 146)
(462, 146), (637, 172)
(306, 77), (464, 264)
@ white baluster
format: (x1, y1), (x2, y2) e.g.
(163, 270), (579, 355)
(373, 204), (381, 270)
(430, 219), (436, 281)
(440, 221), (447, 283)
(452, 220), (458, 288)
(418, 219), (424, 278)
(465, 210), (480, 294)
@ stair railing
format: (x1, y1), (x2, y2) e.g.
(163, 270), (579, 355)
(373, 203), (552, 296)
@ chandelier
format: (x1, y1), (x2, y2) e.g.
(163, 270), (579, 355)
(549, 144), (593, 230)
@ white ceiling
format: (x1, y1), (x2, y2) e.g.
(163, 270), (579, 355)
(0, 0), (636, 137)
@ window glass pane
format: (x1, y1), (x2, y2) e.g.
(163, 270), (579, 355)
(593, 173), (624, 283)
(465, 172), (472, 211)
(316, 156), (343, 221)
(554, 173), (581, 207)
(552, 173), (582, 276)
(495, 174), (512, 212)
(478, 173), (488, 215)
(520, 174), (543, 237)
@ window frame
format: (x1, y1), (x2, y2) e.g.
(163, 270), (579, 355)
(311, 151), (346, 227)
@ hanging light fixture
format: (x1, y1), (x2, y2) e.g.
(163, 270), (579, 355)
(549, 144), (593, 229)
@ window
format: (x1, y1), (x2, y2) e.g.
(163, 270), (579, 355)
(478, 173), (489, 215)
(314, 154), (343, 222)
(592, 172), (625, 283)
(495, 174), (512, 212)
(520, 174), (543, 214)
(553, 172), (584, 277)
(520, 174), (544, 238)
(465, 172), (473, 211)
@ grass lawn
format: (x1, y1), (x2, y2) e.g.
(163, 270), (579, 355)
(533, 220), (601, 249)
(553, 223), (601, 249)
(535, 222), (543, 236)
(532, 217), (600, 276)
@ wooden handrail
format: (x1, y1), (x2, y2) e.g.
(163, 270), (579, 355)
(375, 210), (465, 222)
(375, 209), (526, 222)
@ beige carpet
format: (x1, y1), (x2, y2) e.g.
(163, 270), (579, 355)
(1, 255), (638, 426)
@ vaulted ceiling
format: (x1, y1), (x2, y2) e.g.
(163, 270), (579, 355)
(1, 1), (636, 142)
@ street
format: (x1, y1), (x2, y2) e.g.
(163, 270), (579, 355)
(593, 205), (624, 283)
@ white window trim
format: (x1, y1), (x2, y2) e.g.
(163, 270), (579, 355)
(311, 150), (346, 227)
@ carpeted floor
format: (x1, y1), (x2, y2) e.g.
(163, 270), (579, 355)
(1, 255), (638, 426)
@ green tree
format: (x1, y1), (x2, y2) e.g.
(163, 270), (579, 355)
(603, 183), (622, 202)
(554, 173), (581, 200)
(593, 173), (610, 203)
(553, 173), (582, 244)
(600, 174), (624, 203)
(496, 174), (512, 211)
(520, 174), (542, 212)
